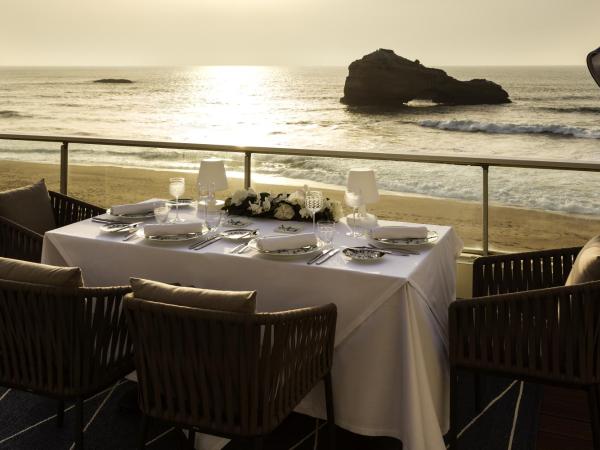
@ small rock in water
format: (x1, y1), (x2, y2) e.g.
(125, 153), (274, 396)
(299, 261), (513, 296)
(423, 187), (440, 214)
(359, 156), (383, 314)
(341, 49), (510, 106)
(93, 78), (133, 84)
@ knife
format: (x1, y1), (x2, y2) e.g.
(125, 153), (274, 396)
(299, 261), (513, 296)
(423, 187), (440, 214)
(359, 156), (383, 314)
(192, 236), (222, 250)
(189, 235), (218, 250)
(315, 248), (340, 265)
(307, 248), (333, 265)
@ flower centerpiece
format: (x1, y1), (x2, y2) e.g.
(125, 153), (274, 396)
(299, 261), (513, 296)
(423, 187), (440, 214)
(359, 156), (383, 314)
(223, 188), (343, 222)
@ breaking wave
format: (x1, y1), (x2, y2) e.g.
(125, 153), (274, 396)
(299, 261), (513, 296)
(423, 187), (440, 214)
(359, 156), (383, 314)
(418, 119), (600, 139)
(0, 110), (31, 119)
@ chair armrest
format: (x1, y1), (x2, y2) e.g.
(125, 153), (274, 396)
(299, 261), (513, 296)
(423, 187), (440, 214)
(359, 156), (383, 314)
(49, 191), (106, 227)
(258, 304), (337, 428)
(472, 247), (581, 297)
(74, 286), (134, 394)
(0, 215), (43, 262)
(450, 280), (600, 384)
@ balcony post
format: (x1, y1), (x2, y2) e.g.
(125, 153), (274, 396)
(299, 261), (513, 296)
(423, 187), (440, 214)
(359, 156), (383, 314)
(482, 165), (489, 256)
(60, 142), (69, 195)
(244, 152), (252, 189)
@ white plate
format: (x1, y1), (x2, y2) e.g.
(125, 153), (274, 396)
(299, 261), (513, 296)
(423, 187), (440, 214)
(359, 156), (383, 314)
(223, 217), (253, 228)
(219, 228), (259, 241)
(106, 209), (155, 220)
(273, 223), (304, 234)
(248, 239), (324, 257)
(144, 232), (204, 242)
(342, 247), (385, 262)
(370, 230), (438, 247)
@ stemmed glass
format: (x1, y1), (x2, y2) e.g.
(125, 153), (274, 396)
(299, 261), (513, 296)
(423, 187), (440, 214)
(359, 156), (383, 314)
(169, 177), (185, 223)
(305, 191), (324, 233)
(344, 190), (364, 237)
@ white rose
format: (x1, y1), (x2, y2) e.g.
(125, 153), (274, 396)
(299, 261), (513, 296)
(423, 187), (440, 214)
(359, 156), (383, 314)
(273, 204), (295, 220)
(248, 202), (262, 215)
(262, 198), (271, 211)
(287, 191), (305, 206)
(298, 207), (312, 219)
(231, 189), (249, 206)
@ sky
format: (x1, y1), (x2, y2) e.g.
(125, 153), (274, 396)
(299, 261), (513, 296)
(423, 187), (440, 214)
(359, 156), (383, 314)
(1, 0), (598, 66)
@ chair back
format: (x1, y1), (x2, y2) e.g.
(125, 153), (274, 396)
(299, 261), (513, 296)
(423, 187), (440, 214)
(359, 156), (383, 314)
(472, 247), (581, 297)
(124, 297), (337, 436)
(0, 279), (133, 397)
(49, 191), (106, 227)
(451, 280), (600, 384)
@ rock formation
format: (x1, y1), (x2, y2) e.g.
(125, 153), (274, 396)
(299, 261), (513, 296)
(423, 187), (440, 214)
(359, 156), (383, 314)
(341, 49), (510, 106)
(93, 79), (133, 84)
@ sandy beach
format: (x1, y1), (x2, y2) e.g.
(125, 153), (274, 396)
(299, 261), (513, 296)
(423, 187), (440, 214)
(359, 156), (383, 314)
(1, 160), (598, 252)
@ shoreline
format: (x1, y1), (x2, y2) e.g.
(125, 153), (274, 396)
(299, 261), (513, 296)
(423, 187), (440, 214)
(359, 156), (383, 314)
(1, 160), (598, 252)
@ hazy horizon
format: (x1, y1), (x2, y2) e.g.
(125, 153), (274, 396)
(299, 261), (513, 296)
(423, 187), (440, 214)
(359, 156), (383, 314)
(1, 0), (598, 67)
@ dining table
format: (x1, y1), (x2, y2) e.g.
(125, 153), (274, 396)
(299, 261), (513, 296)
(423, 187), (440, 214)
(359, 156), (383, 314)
(41, 203), (463, 450)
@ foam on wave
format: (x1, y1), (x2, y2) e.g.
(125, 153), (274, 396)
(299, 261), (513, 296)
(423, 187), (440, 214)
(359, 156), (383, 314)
(418, 119), (600, 139)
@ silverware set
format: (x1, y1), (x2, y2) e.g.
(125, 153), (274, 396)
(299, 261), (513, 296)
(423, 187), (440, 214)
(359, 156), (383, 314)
(189, 235), (221, 250)
(307, 248), (340, 265)
(229, 242), (251, 254)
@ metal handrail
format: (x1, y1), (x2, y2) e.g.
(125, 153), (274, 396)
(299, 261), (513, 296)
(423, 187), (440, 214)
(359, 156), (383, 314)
(1, 132), (600, 255)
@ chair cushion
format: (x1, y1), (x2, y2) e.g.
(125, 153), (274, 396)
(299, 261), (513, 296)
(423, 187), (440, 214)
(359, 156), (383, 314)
(566, 235), (600, 285)
(0, 257), (83, 288)
(130, 278), (256, 313)
(0, 180), (56, 234)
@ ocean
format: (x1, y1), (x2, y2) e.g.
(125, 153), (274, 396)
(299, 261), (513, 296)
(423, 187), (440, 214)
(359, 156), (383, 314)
(0, 65), (599, 216)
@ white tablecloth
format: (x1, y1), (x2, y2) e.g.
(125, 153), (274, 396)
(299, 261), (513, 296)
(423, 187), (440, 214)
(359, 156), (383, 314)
(42, 208), (462, 450)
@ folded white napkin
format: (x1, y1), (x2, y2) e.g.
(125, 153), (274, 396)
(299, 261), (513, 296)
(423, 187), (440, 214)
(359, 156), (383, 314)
(144, 222), (204, 237)
(370, 226), (428, 240)
(110, 201), (164, 216)
(256, 233), (317, 252)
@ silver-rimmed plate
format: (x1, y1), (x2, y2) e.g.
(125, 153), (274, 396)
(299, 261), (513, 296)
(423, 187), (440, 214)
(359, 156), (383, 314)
(343, 247), (386, 262)
(106, 209), (155, 220)
(144, 232), (204, 242)
(248, 239), (324, 257)
(219, 228), (258, 241)
(370, 230), (438, 247)
(274, 223), (304, 234)
(223, 217), (253, 228)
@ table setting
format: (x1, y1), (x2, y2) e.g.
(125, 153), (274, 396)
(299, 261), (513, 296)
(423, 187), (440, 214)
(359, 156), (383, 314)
(41, 160), (463, 450)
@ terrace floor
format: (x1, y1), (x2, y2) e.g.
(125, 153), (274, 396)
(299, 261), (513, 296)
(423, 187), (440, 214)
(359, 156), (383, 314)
(0, 373), (544, 450)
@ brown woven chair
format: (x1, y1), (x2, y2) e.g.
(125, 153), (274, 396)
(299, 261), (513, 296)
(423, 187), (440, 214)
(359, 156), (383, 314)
(124, 297), (337, 450)
(0, 190), (105, 263)
(448, 247), (600, 449)
(0, 279), (134, 449)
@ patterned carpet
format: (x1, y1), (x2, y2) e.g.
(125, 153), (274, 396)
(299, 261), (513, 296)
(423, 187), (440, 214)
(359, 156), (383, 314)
(0, 372), (540, 450)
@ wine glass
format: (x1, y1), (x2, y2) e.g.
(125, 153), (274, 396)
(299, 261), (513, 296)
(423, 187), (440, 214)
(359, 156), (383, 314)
(305, 191), (324, 232)
(197, 182), (209, 218)
(169, 177), (185, 223)
(344, 190), (364, 237)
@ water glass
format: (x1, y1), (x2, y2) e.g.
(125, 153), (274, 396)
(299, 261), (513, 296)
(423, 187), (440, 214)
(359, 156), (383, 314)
(169, 177), (185, 223)
(154, 203), (171, 224)
(204, 210), (222, 233)
(305, 190), (324, 232)
(317, 221), (335, 246)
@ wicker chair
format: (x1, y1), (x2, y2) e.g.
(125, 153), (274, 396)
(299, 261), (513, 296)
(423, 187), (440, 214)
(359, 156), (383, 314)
(448, 247), (600, 449)
(0, 190), (105, 263)
(0, 279), (134, 449)
(124, 297), (337, 450)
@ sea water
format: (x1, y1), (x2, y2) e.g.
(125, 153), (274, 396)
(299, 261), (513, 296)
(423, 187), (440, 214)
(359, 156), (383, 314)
(0, 65), (599, 216)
